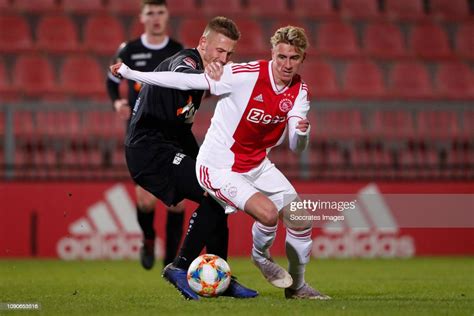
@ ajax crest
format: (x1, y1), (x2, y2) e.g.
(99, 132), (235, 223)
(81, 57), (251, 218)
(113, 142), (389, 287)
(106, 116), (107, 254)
(279, 98), (293, 112)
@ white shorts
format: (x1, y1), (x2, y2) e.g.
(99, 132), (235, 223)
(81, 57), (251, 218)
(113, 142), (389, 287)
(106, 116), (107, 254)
(196, 158), (297, 214)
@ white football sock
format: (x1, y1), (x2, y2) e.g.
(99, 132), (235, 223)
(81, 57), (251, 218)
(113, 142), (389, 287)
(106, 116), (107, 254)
(286, 227), (312, 290)
(251, 221), (277, 262)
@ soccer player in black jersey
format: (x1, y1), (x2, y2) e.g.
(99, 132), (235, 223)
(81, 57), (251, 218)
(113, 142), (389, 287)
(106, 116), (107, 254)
(112, 17), (257, 300)
(106, 0), (185, 270)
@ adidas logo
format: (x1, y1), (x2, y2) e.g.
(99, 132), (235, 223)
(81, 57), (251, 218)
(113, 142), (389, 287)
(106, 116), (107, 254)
(253, 94), (264, 102)
(56, 184), (163, 260)
(312, 183), (415, 258)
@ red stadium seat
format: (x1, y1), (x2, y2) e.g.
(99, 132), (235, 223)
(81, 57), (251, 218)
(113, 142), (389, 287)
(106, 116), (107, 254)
(430, 0), (469, 20)
(112, 146), (127, 166)
(83, 15), (125, 55)
(13, 55), (57, 98)
(460, 111), (474, 142)
(340, 0), (380, 20)
(293, 0), (335, 18)
(417, 111), (459, 140)
(435, 62), (474, 100)
(389, 62), (433, 99)
(201, 0), (243, 16)
(36, 15), (80, 54)
(13, 0), (58, 12)
(343, 60), (385, 99)
(317, 21), (359, 57)
(316, 110), (364, 140)
(83, 111), (125, 141)
(298, 60), (340, 99)
(232, 19), (266, 59)
(0, 110), (4, 137)
(455, 22), (474, 60)
(0, 0), (10, 11)
(62, 0), (105, 14)
(130, 18), (182, 41)
(385, 0), (425, 21)
(372, 110), (415, 140)
(267, 145), (301, 175)
(36, 111), (81, 139)
(13, 111), (35, 139)
(177, 17), (208, 48)
(246, 0), (288, 17)
(272, 17), (307, 30)
(0, 14), (33, 53)
(29, 148), (58, 168)
(363, 22), (406, 59)
(0, 58), (18, 101)
(447, 145), (472, 165)
(60, 55), (106, 99)
(167, 0), (197, 16)
(107, 0), (141, 15)
(409, 23), (451, 59)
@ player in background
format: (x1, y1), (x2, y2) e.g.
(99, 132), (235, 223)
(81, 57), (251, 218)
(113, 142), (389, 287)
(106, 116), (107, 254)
(111, 16), (257, 300)
(106, 0), (184, 270)
(112, 25), (331, 300)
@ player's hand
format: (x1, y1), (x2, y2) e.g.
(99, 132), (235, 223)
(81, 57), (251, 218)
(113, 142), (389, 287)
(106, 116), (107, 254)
(113, 99), (131, 120)
(296, 119), (310, 133)
(205, 62), (223, 81)
(110, 62), (123, 78)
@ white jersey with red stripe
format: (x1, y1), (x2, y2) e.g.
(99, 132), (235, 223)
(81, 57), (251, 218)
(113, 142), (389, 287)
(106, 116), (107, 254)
(199, 60), (310, 172)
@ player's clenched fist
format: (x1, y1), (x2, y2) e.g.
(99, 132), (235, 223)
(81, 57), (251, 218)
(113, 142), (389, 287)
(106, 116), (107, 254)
(205, 62), (223, 81)
(110, 62), (123, 78)
(296, 119), (310, 133)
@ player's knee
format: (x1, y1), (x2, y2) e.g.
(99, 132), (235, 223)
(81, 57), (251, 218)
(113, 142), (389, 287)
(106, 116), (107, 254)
(137, 199), (156, 212)
(136, 186), (157, 211)
(245, 193), (279, 226)
(281, 199), (312, 230)
(137, 195), (157, 209)
(259, 206), (279, 227)
(259, 213), (278, 227)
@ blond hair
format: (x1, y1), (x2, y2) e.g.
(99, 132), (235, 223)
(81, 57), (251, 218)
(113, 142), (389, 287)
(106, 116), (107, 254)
(270, 26), (308, 54)
(203, 16), (241, 41)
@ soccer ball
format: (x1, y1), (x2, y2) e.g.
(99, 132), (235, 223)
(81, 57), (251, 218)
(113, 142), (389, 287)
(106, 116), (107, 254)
(187, 254), (231, 297)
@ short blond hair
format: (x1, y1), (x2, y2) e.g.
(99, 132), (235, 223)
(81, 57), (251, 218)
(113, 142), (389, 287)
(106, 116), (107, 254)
(270, 26), (308, 54)
(203, 16), (241, 41)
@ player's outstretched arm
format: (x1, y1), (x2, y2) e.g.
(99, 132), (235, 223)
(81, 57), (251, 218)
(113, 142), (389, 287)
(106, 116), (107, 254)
(111, 62), (213, 91)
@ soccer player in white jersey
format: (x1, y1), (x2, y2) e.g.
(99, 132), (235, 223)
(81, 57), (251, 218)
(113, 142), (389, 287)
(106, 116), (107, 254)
(111, 25), (330, 300)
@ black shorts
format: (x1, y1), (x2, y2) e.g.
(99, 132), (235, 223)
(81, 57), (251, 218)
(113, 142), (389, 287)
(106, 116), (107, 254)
(125, 143), (204, 206)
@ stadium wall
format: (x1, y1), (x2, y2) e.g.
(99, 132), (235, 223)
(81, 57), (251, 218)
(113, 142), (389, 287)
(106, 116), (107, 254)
(0, 181), (472, 259)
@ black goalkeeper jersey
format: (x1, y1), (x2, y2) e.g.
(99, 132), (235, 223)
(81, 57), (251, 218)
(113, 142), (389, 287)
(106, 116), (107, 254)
(125, 48), (206, 151)
(107, 35), (183, 109)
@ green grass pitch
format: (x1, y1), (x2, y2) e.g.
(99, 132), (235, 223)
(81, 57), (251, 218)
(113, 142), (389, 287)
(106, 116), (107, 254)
(0, 257), (472, 315)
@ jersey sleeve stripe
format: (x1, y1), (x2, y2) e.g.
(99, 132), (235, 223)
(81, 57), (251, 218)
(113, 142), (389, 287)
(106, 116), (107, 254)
(232, 65), (259, 72)
(232, 69), (260, 74)
(231, 64), (260, 73)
